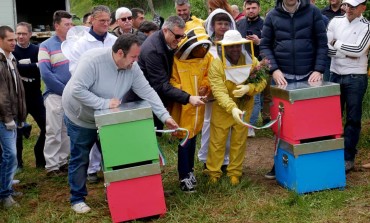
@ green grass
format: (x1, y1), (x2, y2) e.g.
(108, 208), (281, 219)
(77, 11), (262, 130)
(70, 0), (93, 19)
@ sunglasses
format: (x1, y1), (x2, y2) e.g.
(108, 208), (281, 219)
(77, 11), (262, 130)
(168, 28), (186, 40)
(119, 16), (133, 22)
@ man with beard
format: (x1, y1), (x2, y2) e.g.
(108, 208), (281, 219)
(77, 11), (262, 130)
(175, 0), (204, 30)
(62, 34), (179, 213)
(237, 0), (271, 137)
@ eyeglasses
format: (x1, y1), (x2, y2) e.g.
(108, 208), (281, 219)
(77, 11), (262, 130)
(119, 16), (133, 22)
(168, 28), (186, 40)
(97, 19), (111, 24)
(16, 32), (29, 36)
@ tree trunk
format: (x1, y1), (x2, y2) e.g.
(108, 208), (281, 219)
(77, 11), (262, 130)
(147, 0), (155, 15)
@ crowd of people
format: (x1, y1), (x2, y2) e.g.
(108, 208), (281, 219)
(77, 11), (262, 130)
(0, 0), (369, 216)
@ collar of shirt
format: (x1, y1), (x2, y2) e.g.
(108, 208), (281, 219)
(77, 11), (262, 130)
(16, 42), (30, 48)
(282, 0), (301, 16)
(0, 48), (15, 62)
(89, 27), (107, 42)
(119, 28), (134, 34)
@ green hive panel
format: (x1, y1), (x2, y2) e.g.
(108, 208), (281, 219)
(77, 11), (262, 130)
(99, 119), (159, 168)
(94, 101), (159, 170)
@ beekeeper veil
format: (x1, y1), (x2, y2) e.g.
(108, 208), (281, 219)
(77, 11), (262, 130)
(216, 30), (254, 85)
(175, 27), (212, 60)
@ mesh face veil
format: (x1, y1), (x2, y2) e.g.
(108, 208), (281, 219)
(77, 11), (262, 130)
(175, 27), (212, 60)
(215, 30), (255, 84)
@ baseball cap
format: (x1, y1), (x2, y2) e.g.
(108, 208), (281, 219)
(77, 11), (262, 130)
(342, 0), (366, 7)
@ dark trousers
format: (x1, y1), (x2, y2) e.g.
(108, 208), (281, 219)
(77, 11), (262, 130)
(178, 136), (196, 179)
(330, 73), (368, 161)
(17, 93), (46, 168)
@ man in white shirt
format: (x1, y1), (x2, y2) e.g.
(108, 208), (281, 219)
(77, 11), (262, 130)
(327, 0), (369, 173)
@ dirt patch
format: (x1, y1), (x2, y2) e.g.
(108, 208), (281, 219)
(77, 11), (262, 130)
(245, 136), (275, 171)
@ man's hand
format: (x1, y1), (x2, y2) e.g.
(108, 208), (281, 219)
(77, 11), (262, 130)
(189, 96), (205, 107)
(233, 85), (250, 98)
(272, 69), (288, 85)
(165, 117), (179, 130)
(18, 58), (31, 64)
(308, 71), (323, 82)
(246, 34), (261, 45)
(5, 120), (16, 130)
(231, 108), (244, 125)
(109, 98), (121, 108)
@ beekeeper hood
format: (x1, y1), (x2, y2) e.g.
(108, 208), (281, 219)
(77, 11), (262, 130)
(61, 26), (89, 61)
(175, 27), (212, 60)
(204, 9), (236, 39)
(216, 30), (254, 85)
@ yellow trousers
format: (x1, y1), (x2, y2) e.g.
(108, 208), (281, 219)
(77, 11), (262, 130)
(206, 102), (251, 178)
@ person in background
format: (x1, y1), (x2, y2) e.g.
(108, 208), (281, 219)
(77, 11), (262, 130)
(231, 5), (245, 22)
(63, 5), (117, 75)
(38, 10), (73, 176)
(109, 12), (118, 31)
(62, 34), (179, 213)
(82, 12), (92, 27)
(61, 5), (117, 183)
(260, 0), (327, 179)
(207, 0), (234, 15)
(321, 0), (344, 20)
(237, 0), (270, 137)
(138, 16), (205, 132)
(137, 21), (159, 43)
(13, 22), (46, 169)
(138, 21), (159, 37)
(199, 8), (236, 172)
(175, 0), (204, 31)
(112, 7), (148, 43)
(131, 8), (145, 29)
(112, 7), (135, 36)
(0, 25), (27, 208)
(327, 0), (369, 173)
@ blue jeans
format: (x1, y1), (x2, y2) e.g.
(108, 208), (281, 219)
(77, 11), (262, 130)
(178, 136), (196, 179)
(64, 116), (98, 204)
(0, 122), (18, 199)
(330, 73), (368, 161)
(250, 94), (261, 125)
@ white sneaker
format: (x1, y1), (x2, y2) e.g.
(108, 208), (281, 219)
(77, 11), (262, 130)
(248, 128), (255, 137)
(3, 196), (20, 209)
(12, 179), (20, 185)
(71, 202), (91, 214)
